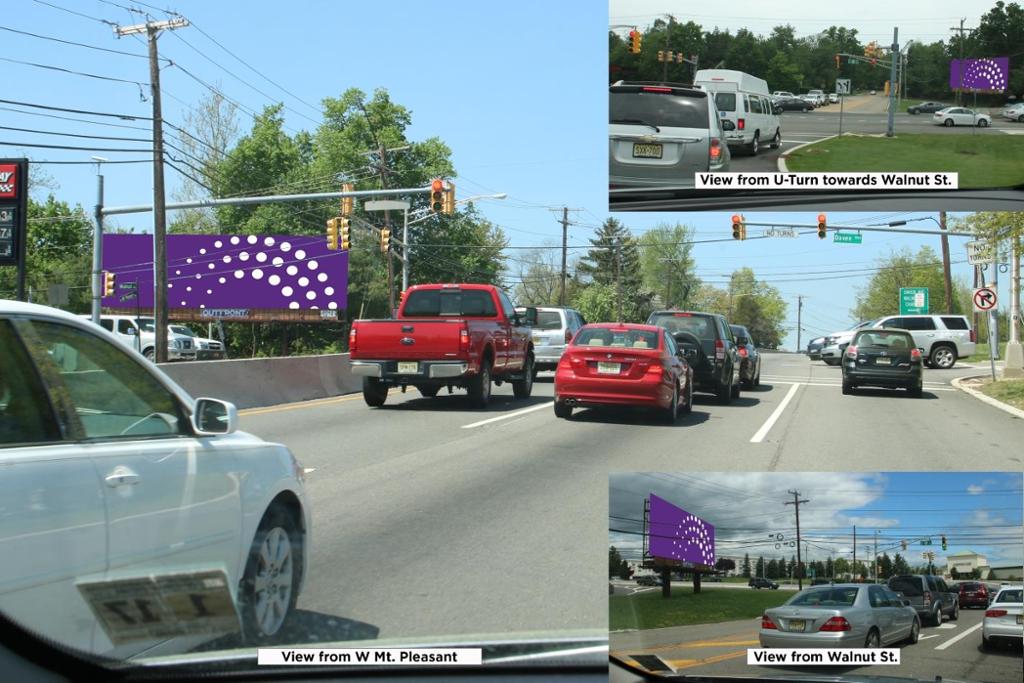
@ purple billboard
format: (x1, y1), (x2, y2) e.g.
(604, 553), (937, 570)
(648, 494), (715, 567)
(949, 57), (1009, 92)
(102, 234), (348, 318)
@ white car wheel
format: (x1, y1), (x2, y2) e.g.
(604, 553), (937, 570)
(240, 509), (301, 641)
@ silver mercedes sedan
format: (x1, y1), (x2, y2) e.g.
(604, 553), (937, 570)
(760, 583), (920, 649)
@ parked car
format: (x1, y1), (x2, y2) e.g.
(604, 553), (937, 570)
(349, 283), (536, 408)
(694, 69), (782, 155)
(798, 94), (819, 108)
(932, 106), (991, 127)
(705, 575), (723, 582)
(772, 91), (796, 99)
(841, 328), (924, 397)
(870, 90), (877, 95)
(83, 314), (197, 362)
(828, 93), (839, 104)
(807, 89), (827, 106)
(636, 575), (660, 586)
(982, 585), (1023, 649)
(776, 96), (814, 112)
(760, 584), (919, 648)
(646, 310), (742, 404)
(820, 320), (877, 365)
(872, 314), (976, 369)
(553, 323), (692, 422)
(750, 577), (780, 590)
(515, 306), (586, 375)
(169, 324), (226, 361)
(887, 574), (959, 626)
(958, 581), (992, 609)
(610, 81), (732, 189)
(907, 101), (949, 115)
(807, 336), (826, 360)
(730, 324), (761, 389)
(1001, 102), (1024, 122)
(0, 300), (311, 656)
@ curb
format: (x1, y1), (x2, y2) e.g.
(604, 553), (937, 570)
(777, 135), (839, 172)
(951, 375), (1024, 419)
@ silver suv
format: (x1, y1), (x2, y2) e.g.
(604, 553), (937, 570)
(888, 574), (959, 626)
(873, 314), (976, 369)
(518, 306), (586, 375)
(610, 81), (732, 189)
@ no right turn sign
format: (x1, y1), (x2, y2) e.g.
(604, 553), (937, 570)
(973, 287), (997, 312)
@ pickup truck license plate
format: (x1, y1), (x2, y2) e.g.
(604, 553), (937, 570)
(397, 362), (419, 374)
(789, 619), (806, 632)
(632, 143), (663, 159)
(597, 362), (621, 374)
(875, 357), (892, 366)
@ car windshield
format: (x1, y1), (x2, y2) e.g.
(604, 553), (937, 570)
(610, 90), (710, 129)
(647, 313), (715, 341)
(788, 587), (860, 607)
(170, 326), (195, 336)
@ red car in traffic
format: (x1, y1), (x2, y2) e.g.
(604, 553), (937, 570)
(553, 323), (693, 422)
(958, 581), (991, 609)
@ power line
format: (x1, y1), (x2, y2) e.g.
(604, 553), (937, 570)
(30, 159), (151, 165)
(0, 140), (153, 153)
(0, 56), (149, 87)
(32, 0), (118, 27)
(0, 98), (152, 120)
(0, 105), (152, 132)
(0, 124), (151, 143)
(0, 24), (148, 58)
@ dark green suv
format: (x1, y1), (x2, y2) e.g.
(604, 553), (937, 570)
(647, 310), (742, 404)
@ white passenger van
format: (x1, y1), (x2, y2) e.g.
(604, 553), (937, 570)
(694, 69), (781, 156)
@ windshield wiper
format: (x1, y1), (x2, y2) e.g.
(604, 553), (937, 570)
(611, 118), (660, 132)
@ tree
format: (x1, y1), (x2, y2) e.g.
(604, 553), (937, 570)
(576, 218), (652, 322)
(878, 553), (894, 580)
(755, 556), (765, 578)
(788, 555), (797, 579)
(638, 223), (699, 309)
(893, 552), (911, 576)
(512, 248), (563, 306)
(766, 558), (780, 579)
(728, 267), (787, 348)
(825, 556), (834, 579)
(742, 553), (752, 578)
(852, 246), (964, 320)
(715, 557), (736, 573)
(609, 546), (630, 579)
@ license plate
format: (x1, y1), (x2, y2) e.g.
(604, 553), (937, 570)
(789, 619), (806, 632)
(397, 362), (419, 374)
(597, 362), (621, 374)
(875, 357), (892, 365)
(632, 143), (663, 159)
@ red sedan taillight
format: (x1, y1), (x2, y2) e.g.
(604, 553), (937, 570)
(819, 616), (851, 632)
(985, 609), (1007, 618)
(348, 327), (357, 353)
(761, 615), (777, 630)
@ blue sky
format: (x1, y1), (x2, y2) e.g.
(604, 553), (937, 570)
(1, 2), (1011, 350)
(609, 472), (1024, 570)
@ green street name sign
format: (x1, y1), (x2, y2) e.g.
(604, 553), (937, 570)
(900, 287), (929, 315)
(833, 232), (862, 244)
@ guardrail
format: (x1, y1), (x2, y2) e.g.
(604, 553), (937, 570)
(159, 353), (362, 409)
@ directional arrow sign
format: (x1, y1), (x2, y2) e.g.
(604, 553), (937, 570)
(973, 287), (997, 312)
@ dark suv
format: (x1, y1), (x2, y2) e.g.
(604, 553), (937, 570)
(749, 577), (779, 590)
(647, 310), (742, 404)
(888, 574), (959, 626)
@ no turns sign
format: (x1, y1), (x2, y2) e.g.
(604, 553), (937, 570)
(973, 287), (997, 312)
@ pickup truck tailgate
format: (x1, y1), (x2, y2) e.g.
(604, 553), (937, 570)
(351, 319), (464, 360)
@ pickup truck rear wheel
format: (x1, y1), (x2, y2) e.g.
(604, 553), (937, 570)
(512, 355), (534, 399)
(467, 362), (492, 408)
(362, 377), (388, 407)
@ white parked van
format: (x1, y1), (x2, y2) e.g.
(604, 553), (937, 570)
(694, 69), (782, 156)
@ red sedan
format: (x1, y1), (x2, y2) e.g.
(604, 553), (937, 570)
(553, 323), (693, 422)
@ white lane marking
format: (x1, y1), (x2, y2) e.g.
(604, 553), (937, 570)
(750, 383), (800, 443)
(934, 622), (982, 650)
(461, 401), (553, 429)
(761, 379), (954, 391)
(918, 634), (940, 641)
(303, 467), (316, 474)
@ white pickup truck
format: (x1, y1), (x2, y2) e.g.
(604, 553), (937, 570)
(83, 314), (197, 361)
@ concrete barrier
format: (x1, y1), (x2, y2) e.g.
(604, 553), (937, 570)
(159, 353), (363, 409)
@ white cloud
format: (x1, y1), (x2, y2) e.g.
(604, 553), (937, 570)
(967, 484), (984, 495)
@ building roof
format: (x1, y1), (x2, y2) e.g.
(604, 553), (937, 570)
(947, 550), (984, 557)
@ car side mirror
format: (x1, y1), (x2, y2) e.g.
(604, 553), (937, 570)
(191, 397), (238, 435)
(721, 120), (736, 131)
(125, 327), (136, 336)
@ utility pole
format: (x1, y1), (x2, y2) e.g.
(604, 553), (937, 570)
(91, 161), (105, 325)
(796, 295), (804, 352)
(853, 525), (857, 581)
(615, 239), (623, 322)
(940, 211), (953, 313)
(1005, 234), (1023, 378)
(886, 27), (898, 138)
(116, 16), (189, 363)
(874, 530), (879, 584)
(559, 207), (569, 305)
(785, 491), (809, 591)
(950, 19), (975, 106)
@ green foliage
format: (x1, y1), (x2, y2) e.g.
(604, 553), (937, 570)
(638, 223), (698, 309)
(728, 267), (787, 349)
(853, 246), (967, 320)
(574, 218), (652, 322)
(742, 553), (751, 578)
(609, 546), (630, 579)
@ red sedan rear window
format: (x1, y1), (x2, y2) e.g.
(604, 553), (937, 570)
(574, 328), (659, 349)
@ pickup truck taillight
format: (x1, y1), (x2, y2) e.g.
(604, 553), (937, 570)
(459, 325), (470, 354)
(348, 327), (357, 353)
(714, 338), (725, 360)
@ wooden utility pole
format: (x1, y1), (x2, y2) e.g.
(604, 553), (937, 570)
(559, 207), (569, 305)
(116, 17), (189, 363)
(785, 490), (810, 591)
(940, 211), (953, 313)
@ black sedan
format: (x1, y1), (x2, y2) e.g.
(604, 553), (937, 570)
(841, 329), (923, 397)
(807, 336), (826, 361)
(775, 96), (814, 112)
(730, 324), (761, 388)
(908, 101), (949, 115)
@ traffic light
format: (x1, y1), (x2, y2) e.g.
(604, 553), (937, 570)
(430, 178), (444, 213)
(731, 214), (746, 240)
(326, 217), (339, 250)
(817, 213), (827, 239)
(629, 30), (642, 54)
(941, 535), (947, 551)
(442, 182), (456, 215)
(340, 218), (351, 250)
(103, 270), (116, 297)
(380, 227), (391, 253)
(657, 50), (664, 62)
(341, 183), (354, 217)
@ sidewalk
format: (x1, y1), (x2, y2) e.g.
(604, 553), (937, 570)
(951, 367), (1024, 419)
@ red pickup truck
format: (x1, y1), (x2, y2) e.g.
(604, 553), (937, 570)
(348, 283), (537, 408)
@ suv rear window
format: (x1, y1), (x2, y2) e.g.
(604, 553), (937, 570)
(611, 90), (711, 130)
(534, 311), (563, 330)
(648, 313), (716, 341)
(889, 576), (923, 596)
(941, 317), (969, 330)
(403, 289), (497, 317)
